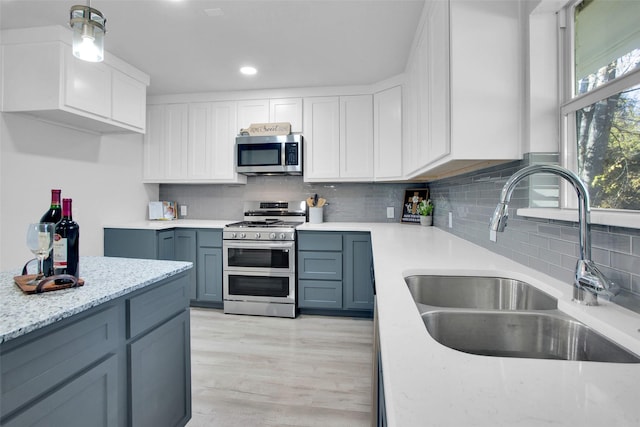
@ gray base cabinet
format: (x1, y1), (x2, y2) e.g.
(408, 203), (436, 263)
(196, 230), (223, 303)
(104, 228), (223, 306)
(0, 272), (191, 427)
(297, 231), (374, 315)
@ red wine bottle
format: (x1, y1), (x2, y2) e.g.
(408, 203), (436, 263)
(53, 198), (80, 277)
(40, 189), (62, 276)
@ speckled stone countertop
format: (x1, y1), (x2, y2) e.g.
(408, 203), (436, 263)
(0, 256), (192, 343)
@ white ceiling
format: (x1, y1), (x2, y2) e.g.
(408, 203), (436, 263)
(0, 0), (425, 96)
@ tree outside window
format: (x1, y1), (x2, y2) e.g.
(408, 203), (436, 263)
(570, 0), (640, 210)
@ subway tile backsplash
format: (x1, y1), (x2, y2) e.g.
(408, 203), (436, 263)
(160, 157), (640, 305)
(428, 155), (640, 302)
(159, 176), (424, 223)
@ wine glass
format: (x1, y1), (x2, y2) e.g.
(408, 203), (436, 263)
(26, 223), (54, 283)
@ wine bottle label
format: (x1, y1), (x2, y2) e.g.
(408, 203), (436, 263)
(53, 234), (68, 268)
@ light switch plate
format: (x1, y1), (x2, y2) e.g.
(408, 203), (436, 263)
(180, 205), (188, 217)
(448, 212), (453, 228)
(386, 207), (394, 219)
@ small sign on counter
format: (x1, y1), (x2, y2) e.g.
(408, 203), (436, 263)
(401, 188), (429, 224)
(149, 201), (177, 220)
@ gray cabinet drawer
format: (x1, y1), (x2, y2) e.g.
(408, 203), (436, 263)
(298, 231), (342, 251)
(298, 251), (343, 280)
(2, 355), (118, 427)
(128, 274), (189, 339)
(0, 305), (119, 419)
(198, 229), (222, 247)
(299, 280), (343, 309)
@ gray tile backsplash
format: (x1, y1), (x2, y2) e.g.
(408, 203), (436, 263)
(428, 155), (640, 300)
(160, 156), (640, 304)
(159, 176), (425, 223)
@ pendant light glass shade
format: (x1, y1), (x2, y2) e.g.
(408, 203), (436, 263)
(70, 4), (106, 62)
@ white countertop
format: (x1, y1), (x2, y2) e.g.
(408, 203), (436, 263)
(300, 222), (640, 427)
(0, 256), (192, 343)
(103, 219), (234, 230)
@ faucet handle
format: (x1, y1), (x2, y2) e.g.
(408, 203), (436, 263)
(575, 259), (621, 302)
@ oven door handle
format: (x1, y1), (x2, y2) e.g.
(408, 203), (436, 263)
(223, 241), (294, 250)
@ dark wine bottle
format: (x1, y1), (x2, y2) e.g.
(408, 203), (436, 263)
(53, 198), (80, 277)
(40, 189), (62, 277)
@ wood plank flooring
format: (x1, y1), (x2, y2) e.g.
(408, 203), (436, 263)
(187, 308), (374, 427)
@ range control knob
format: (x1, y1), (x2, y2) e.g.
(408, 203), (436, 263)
(279, 233), (286, 240)
(240, 232), (246, 239)
(269, 232), (276, 240)
(255, 232), (261, 239)
(230, 232), (237, 239)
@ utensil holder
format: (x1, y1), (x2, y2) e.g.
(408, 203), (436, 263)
(309, 207), (323, 224)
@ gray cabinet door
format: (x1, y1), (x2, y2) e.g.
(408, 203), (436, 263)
(2, 355), (118, 427)
(175, 229), (197, 299)
(104, 228), (158, 259)
(130, 311), (191, 427)
(157, 230), (175, 260)
(343, 233), (374, 310)
(197, 246), (223, 301)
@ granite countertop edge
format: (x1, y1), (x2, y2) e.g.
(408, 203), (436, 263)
(0, 257), (192, 343)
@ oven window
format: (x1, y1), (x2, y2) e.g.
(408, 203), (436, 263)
(227, 247), (290, 269)
(228, 275), (290, 297)
(238, 143), (281, 166)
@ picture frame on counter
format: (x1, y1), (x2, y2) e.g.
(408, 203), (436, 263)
(401, 188), (429, 224)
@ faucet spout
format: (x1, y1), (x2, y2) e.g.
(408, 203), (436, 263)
(489, 164), (620, 305)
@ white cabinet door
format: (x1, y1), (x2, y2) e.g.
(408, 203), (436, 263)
(237, 99), (269, 130)
(374, 86), (403, 180)
(143, 105), (167, 181)
(164, 104), (189, 180)
(270, 98), (303, 132)
(188, 103), (214, 180)
(340, 95), (373, 179)
(427, 0), (450, 162)
(112, 69), (146, 130)
(64, 51), (111, 119)
(303, 97), (341, 180)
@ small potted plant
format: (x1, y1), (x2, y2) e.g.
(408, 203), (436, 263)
(417, 199), (434, 226)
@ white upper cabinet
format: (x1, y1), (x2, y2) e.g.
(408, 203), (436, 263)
(303, 97), (341, 180)
(144, 101), (246, 184)
(237, 100), (269, 130)
(237, 98), (303, 133)
(304, 95), (374, 182)
(270, 98), (303, 133)
(0, 26), (149, 134)
(403, 0), (523, 180)
(340, 95), (374, 179)
(374, 86), (403, 180)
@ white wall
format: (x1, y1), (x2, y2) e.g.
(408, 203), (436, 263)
(0, 113), (158, 270)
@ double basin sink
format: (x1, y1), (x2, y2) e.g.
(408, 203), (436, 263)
(405, 275), (640, 363)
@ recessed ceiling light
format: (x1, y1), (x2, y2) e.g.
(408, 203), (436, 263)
(240, 66), (257, 76)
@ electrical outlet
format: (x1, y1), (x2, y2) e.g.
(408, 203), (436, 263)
(386, 207), (394, 219)
(448, 212), (453, 228)
(180, 205), (188, 217)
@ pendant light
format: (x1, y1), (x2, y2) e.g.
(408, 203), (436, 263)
(69, 1), (106, 62)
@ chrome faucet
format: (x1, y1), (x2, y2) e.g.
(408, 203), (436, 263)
(489, 164), (620, 305)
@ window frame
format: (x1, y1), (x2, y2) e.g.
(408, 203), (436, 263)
(559, 0), (640, 214)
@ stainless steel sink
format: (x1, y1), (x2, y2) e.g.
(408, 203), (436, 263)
(422, 310), (640, 363)
(405, 275), (557, 311)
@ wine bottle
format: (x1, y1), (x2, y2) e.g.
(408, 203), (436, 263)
(40, 189), (62, 276)
(53, 198), (80, 277)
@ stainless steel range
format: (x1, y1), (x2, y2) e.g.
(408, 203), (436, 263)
(223, 201), (306, 318)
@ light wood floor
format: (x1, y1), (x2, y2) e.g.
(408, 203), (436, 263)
(187, 308), (374, 427)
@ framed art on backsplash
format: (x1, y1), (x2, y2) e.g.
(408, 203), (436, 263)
(401, 188), (429, 224)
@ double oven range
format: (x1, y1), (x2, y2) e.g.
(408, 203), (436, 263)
(223, 201), (306, 318)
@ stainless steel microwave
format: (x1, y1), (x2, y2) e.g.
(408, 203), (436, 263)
(235, 134), (303, 175)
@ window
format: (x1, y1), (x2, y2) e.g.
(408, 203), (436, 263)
(561, 0), (640, 211)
